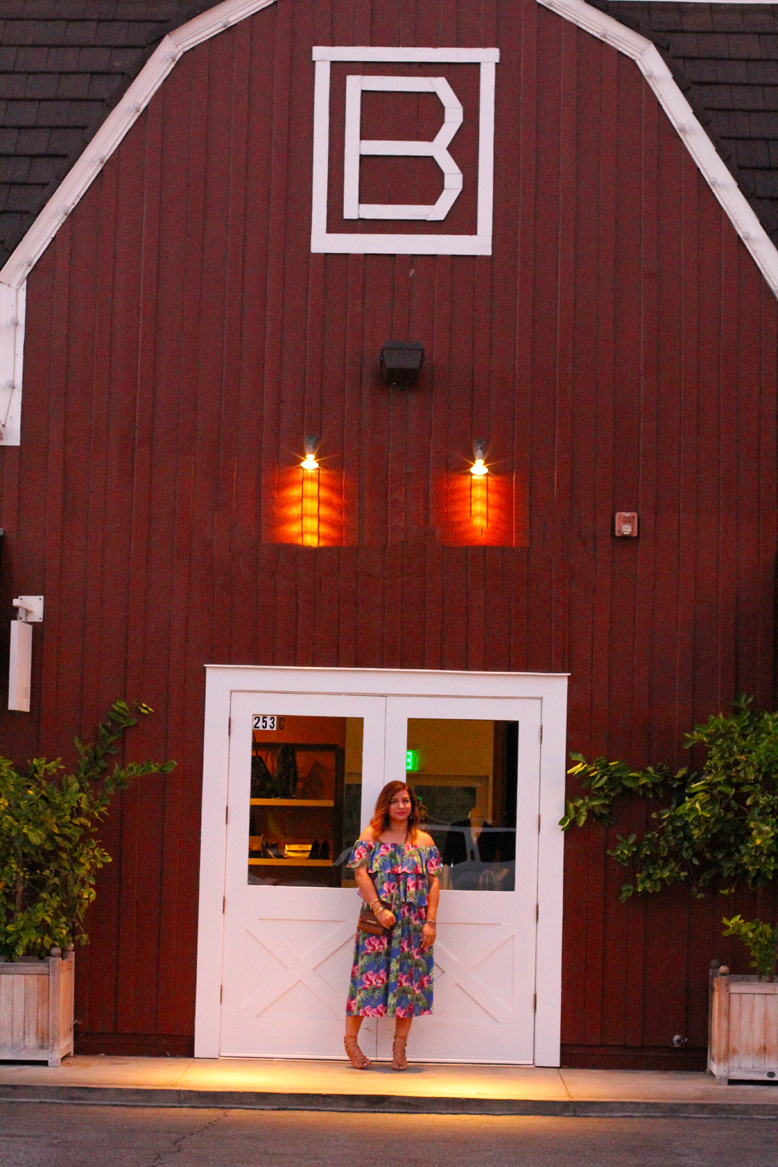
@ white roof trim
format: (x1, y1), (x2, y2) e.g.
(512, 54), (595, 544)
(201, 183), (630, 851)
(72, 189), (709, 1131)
(1, 0), (777, 444)
(0, 0), (277, 294)
(0, 0), (277, 444)
(538, 0), (778, 297)
(616, 1), (778, 5)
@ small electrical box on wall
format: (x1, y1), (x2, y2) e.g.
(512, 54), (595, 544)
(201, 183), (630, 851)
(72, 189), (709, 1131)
(8, 595), (44, 712)
(615, 512), (638, 538)
(9, 620), (32, 711)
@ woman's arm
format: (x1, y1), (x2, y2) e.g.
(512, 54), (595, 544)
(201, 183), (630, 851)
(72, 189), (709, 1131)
(421, 875), (439, 951)
(354, 864), (396, 927)
(426, 875), (440, 921)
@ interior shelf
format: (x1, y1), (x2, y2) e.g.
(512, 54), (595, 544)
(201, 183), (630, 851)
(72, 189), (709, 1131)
(249, 741), (345, 886)
(249, 798), (334, 807)
(248, 858), (334, 866)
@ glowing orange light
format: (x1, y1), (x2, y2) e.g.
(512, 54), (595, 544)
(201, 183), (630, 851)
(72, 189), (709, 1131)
(470, 458), (488, 477)
(301, 466), (320, 547)
(470, 472), (489, 531)
(270, 463), (352, 547)
(437, 465), (527, 548)
(300, 453), (319, 471)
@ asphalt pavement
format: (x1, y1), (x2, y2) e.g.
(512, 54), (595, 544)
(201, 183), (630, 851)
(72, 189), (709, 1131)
(1, 1105), (777, 1167)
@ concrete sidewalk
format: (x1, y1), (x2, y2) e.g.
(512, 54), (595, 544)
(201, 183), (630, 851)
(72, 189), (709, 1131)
(1, 1057), (778, 1116)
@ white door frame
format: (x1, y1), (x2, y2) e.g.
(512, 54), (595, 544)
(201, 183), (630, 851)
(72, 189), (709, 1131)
(194, 665), (568, 1065)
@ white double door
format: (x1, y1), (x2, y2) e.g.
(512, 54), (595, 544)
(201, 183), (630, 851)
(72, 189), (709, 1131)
(219, 690), (541, 1063)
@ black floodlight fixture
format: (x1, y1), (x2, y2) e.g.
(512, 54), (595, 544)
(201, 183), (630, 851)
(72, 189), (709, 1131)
(380, 340), (425, 387)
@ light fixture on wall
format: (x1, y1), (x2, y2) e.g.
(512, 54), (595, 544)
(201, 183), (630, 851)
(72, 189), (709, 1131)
(300, 435), (320, 547)
(470, 442), (488, 478)
(380, 340), (425, 387)
(271, 438), (349, 547)
(469, 440), (489, 531)
(300, 438), (319, 472)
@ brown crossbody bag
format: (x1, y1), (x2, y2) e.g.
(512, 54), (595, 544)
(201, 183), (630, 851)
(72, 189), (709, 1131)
(357, 902), (392, 936)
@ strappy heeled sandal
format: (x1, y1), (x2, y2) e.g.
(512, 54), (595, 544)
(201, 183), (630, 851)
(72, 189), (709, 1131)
(344, 1036), (372, 1069)
(391, 1035), (408, 1071)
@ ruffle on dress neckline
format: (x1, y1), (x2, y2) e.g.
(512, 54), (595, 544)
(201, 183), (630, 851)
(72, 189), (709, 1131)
(347, 840), (441, 910)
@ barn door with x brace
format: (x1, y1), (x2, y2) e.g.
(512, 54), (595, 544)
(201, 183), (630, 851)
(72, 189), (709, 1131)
(219, 689), (540, 1063)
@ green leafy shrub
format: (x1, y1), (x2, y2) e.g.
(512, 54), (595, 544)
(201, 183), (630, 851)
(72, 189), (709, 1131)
(0, 700), (175, 960)
(561, 697), (778, 900)
(560, 697), (778, 978)
(721, 916), (777, 982)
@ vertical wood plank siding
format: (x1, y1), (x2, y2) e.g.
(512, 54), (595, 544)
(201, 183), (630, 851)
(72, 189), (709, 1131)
(1, 0), (776, 1064)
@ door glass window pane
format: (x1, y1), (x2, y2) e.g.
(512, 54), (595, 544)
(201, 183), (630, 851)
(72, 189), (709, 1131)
(407, 719), (517, 891)
(248, 714), (363, 887)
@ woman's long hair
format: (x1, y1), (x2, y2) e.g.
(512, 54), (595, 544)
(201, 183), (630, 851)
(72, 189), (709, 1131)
(369, 781), (421, 839)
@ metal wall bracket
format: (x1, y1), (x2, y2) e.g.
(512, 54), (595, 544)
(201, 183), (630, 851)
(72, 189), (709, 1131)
(13, 595), (44, 622)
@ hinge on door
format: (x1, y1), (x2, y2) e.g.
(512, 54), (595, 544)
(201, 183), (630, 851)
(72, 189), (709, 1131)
(533, 992), (537, 1012)
(536, 903), (539, 922)
(228, 717), (231, 736)
(225, 806), (229, 825)
(537, 814), (541, 833)
(540, 724), (543, 743)
(222, 895), (226, 914)
(220, 985), (223, 1003)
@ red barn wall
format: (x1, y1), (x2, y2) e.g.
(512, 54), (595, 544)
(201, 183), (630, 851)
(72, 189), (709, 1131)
(0, 0), (776, 1064)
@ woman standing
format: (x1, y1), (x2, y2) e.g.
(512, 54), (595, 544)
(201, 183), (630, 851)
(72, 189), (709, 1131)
(344, 781), (440, 1070)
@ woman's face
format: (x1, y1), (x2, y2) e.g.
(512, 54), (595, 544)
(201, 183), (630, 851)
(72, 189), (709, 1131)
(388, 788), (412, 825)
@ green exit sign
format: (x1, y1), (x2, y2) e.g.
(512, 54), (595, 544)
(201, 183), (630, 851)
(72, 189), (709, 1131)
(406, 750), (419, 772)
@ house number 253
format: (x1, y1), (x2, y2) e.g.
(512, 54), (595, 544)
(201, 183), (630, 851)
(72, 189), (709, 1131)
(253, 715), (279, 731)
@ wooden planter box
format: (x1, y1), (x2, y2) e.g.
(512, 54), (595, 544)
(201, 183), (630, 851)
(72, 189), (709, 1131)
(709, 972), (778, 1084)
(0, 949), (74, 1066)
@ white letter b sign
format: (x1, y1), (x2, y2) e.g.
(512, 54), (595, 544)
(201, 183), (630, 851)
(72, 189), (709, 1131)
(343, 75), (463, 222)
(311, 47), (499, 255)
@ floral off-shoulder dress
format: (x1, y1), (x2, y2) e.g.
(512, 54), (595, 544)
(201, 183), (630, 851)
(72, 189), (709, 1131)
(346, 838), (441, 1018)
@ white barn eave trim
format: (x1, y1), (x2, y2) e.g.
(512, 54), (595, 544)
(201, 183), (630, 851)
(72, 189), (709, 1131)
(1, 0), (778, 444)
(0, 0), (278, 445)
(538, 0), (778, 296)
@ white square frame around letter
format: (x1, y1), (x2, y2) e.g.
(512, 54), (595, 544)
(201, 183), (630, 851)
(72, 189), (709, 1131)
(311, 47), (499, 256)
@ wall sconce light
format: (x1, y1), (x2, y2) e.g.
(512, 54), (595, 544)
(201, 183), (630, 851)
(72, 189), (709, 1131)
(380, 340), (425, 387)
(300, 435), (320, 547)
(469, 440), (489, 530)
(300, 434), (319, 472)
(470, 441), (489, 478)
